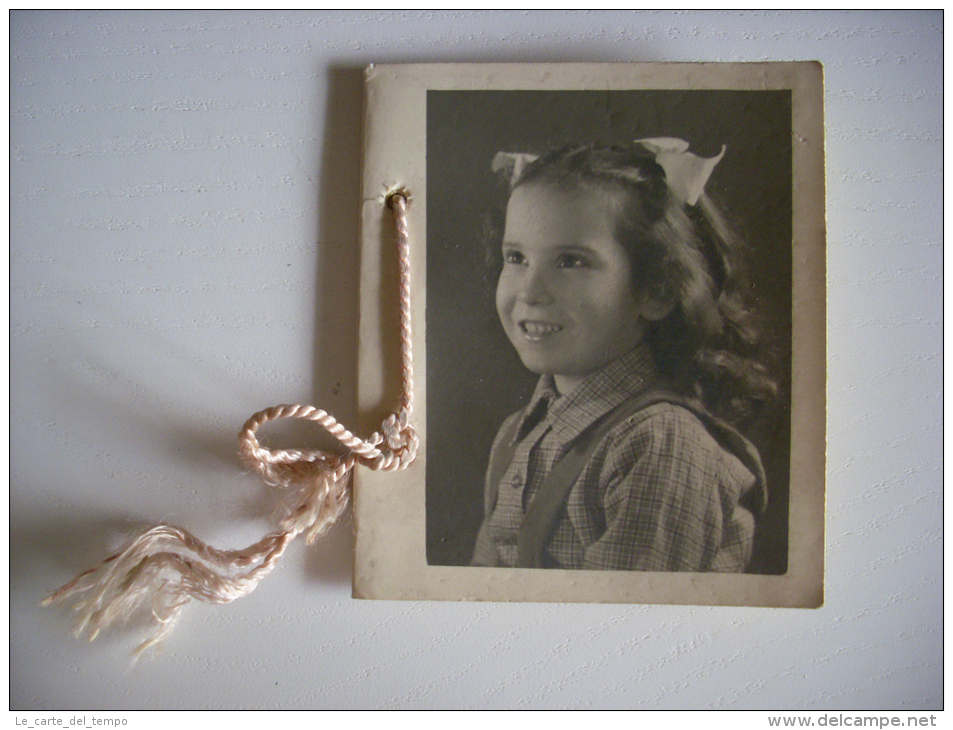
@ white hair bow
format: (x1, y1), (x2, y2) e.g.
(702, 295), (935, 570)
(635, 138), (726, 206)
(491, 151), (538, 186)
(491, 139), (726, 207)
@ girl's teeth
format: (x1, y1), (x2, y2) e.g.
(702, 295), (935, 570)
(522, 322), (562, 337)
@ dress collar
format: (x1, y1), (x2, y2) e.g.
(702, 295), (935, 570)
(514, 342), (657, 445)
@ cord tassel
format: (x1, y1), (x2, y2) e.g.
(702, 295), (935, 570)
(43, 191), (417, 657)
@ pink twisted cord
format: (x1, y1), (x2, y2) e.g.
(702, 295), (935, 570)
(43, 192), (417, 657)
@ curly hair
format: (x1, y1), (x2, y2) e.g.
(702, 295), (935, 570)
(511, 142), (778, 426)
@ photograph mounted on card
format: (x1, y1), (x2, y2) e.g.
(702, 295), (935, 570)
(354, 63), (825, 607)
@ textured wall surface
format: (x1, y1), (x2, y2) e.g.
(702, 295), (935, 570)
(10, 10), (942, 710)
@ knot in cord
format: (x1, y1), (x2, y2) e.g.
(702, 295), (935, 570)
(370, 408), (418, 470)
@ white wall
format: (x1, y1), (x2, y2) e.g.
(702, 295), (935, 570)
(10, 10), (942, 710)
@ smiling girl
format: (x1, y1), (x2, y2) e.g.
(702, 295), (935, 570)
(471, 140), (777, 573)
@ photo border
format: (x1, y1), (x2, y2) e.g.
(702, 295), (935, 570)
(354, 63), (825, 607)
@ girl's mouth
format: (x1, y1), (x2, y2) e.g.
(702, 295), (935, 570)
(519, 320), (563, 341)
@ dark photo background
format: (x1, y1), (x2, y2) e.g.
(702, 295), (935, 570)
(426, 89), (792, 573)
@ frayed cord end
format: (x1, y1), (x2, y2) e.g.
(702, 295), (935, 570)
(43, 523), (296, 656)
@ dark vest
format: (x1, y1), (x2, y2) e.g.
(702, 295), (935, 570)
(483, 390), (767, 568)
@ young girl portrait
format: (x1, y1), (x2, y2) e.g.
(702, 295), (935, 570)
(426, 90), (792, 576)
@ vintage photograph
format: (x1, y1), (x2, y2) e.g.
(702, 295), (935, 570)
(427, 89), (793, 575)
(355, 64), (824, 606)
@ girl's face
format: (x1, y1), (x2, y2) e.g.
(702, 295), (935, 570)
(497, 182), (651, 394)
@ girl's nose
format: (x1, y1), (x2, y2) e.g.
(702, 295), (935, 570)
(517, 265), (554, 305)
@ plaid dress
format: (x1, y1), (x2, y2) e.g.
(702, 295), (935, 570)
(471, 344), (763, 572)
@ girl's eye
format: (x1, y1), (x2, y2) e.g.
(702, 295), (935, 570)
(502, 249), (525, 265)
(556, 253), (588, 269)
